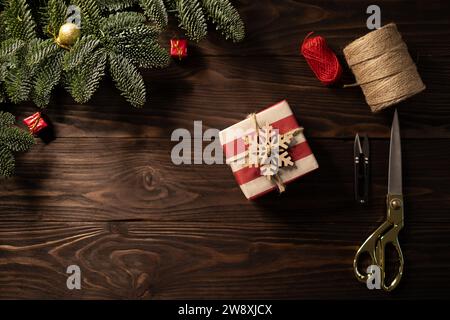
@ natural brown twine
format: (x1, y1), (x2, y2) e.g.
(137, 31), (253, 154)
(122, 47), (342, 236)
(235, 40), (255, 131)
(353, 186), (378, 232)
(343, 23), (426, 112)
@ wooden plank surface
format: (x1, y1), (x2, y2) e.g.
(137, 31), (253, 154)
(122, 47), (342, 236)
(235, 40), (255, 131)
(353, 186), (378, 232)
(0, 138), (448, 224)
(1, 221), (450, 299)
(1, 0), (450, 299)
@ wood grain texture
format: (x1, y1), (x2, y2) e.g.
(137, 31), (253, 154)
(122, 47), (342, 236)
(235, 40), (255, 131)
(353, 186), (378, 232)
(1, 221), (449, 299)
(0, 138), (448, 224)
(1, 0), (450, 299)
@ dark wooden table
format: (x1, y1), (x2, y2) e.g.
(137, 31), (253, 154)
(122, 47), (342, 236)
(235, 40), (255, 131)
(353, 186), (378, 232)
(1, 0), (449, 299)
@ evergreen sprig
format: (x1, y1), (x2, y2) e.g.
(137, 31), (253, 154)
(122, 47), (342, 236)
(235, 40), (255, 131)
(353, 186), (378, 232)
(97, 0), (135, 12)
(0, 0), (244, 107)
(0, 111), (34, 178)
(98, 13), (169, 105)
(0, 0), (171, 108)
(44, 0), (67, 37)
(33, 50), (64, 107)
(0, 86), (5, 103)
(64, 48), (107, 104)
(62, 35), (100, 71)
(98, 0), (245, 42)
(2, 0), (37, 41)
(71, 0), (102, 36)
(3, 41), (38, 104)
(105, 24), (168, 68)
(26, 38), (59, 66)
(139, 0), (168, 29)
(109, 52), (146, 108)
(100, 11), (147, 33)
(0, 0), (245, 177)
(173, 0), (207, 41)
(200, 0), (245, 42)
(0, 38), (25, 62)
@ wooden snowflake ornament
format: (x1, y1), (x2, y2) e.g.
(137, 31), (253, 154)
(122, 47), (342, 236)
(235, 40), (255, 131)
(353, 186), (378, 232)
(244, 123), (301, 177)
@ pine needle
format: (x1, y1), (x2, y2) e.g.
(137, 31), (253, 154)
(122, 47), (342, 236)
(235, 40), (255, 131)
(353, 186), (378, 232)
(109, 52), (146, 108)
(0, 111), (34, 178)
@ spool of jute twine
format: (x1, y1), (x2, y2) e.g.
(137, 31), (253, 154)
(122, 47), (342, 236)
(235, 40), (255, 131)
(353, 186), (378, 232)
(343, 23), (425, 112)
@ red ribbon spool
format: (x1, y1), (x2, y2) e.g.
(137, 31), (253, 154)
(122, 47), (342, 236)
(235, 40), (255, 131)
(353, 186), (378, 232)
(301, 32), (342, 86)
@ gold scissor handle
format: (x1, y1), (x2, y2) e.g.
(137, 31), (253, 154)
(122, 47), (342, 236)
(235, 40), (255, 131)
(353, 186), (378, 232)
(353, 194), (404, 291)
(377, 225), (404, 291)
(379, 194), (404, 291)
(353, 220), (391, 283)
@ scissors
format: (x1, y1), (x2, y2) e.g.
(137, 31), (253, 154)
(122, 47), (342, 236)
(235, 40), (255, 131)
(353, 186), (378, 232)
(354, 133), (370, 204)
(353, 109), (404, 291)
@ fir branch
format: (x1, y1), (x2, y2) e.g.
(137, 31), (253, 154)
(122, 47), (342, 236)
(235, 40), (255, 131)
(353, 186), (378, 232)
(109, 52), (146, 108)
(121, 37), (169, 68)
(0, 0), (245, 110)
(28, 0), (49, 37)
(0, 110), (15, 126)
(32, 50), (64, 108)
(3, 41), (38, 103)
(0, 111), (34, 178)
(0, 11), (6, 42)
(0, 147), (15, 178)
(4, 63), (35, 103)
(107, 25), (168, 68)
(2, 0), (37, 41)
(26, 38), (59, 66)
(65, 48), (107, 103)
(100, 11), (147, 35)
(0, 38), (25, 62)
(174, 0), (207, 41)
(0, 85), (5, 103)
(200, 0), (245, 42)
(45, 0), (67, 38)
(71, 0), (102, 36)
(96, 0), (137, 12)
(0, 125), (35, 152)
(139, 0), (168, 29)
(108, 23), (161, 41)
(0, 65), (6, 81)
(63, 35), (100, 71)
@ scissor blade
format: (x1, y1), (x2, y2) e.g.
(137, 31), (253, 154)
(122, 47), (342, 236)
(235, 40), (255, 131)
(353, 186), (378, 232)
(362, 134), (370, 158)
(354, 133), (362, 157)
(388, 110), (402, 195)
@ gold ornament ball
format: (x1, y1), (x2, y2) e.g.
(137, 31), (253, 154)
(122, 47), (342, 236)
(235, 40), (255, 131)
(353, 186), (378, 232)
(56, 23), (81, 47)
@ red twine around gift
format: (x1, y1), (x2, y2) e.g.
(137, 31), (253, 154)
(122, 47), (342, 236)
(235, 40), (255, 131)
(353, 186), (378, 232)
(300, 32), (342, 86)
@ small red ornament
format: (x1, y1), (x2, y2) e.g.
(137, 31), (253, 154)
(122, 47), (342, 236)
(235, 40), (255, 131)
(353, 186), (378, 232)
(23, 112), (48, 135)
(300, 32), (342, 86)
(170, 39), (188, 60)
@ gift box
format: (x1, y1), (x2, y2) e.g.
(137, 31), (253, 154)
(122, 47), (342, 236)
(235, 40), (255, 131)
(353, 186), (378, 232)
(219, 100), (319, 200)
(23, 112), (48, 135)
(170, 39), (187, 59)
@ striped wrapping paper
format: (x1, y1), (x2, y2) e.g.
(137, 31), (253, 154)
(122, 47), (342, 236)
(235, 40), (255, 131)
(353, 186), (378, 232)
(219, 100), (319, 200)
